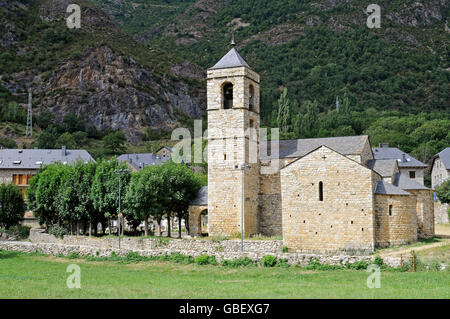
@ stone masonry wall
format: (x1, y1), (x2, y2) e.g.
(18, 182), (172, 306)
(434, 201), (449, 224)
(374, 194), (418, 248)
(207, 66), (261, 237)
(0, 229), (406, 267)
(408, 189), (434, 238)
(281, 146), (377, 254)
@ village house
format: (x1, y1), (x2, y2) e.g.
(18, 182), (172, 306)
(0, 146), (94, 226)
(372, 144), (427, 185)
(188, 45), (435, 254)
(431, 147), (450, 224)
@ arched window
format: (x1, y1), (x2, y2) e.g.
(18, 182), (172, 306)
(223, 83), (233, 109)
(249, 85), (255, 111)
(319, 181), (323, 201)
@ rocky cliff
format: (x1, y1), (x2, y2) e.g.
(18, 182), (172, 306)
(0, 0), (206, 143)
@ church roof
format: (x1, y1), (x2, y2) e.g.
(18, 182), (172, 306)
(260, 135), (369, 160)
(372, 147), (427, 168)
(366, 159), (398, 178)
(190, 186), (208, 206)
(393, 173), (430, 190)
(209, 47), (251, 70)
(374, 180), (412, 196)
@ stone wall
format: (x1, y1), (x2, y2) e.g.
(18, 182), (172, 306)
(29, 228), (282, 254)
(434, 201), (449, 224)
(0, 238), (405, 268)
(374, 194), (418, 248)
(281, 146), (377, 254)
(408, 189), (434, 238)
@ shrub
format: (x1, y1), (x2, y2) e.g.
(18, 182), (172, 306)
(276, 258), (290, 268)
(347, 260), (368, 270)
(67, 252), (80, 259)
(5, 225), (31, 239)
(373, 255), (383, 267)
(48, 225), (68, 238)
(195, 254), (217, 265)
(221, 257), (254, 268)
(282, 246), (289, 253)
(261, 255), (277, 267)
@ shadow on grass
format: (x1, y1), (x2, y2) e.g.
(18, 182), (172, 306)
(0, 250), (22, 259)
(418, 237), (442, 244)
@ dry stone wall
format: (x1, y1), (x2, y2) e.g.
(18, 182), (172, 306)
(1, 237), (406, 268)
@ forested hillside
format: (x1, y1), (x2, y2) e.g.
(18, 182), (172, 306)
(91, 0), (449, 167)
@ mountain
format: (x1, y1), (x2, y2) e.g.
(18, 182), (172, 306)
(0, 0), (206, 143)
(90, 0), (449, 122)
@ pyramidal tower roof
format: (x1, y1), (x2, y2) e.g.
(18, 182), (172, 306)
(209, 47), (251, 70)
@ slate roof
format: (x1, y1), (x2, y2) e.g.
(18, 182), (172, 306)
(393, 173), (430, 190)
(260, 135), (370, 160)
(0, 148), (94, 169)
(209, 47), (251, 70)
(117, 153), (170, 170)
(433, 147), (450, 170)
(366, 159), (398, 178)
(190, 186), (208, 206)
(374, 180), (412, 196)
(372, 147), (427, 168)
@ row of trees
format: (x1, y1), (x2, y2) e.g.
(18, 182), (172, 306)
(27, 159), (203, 237)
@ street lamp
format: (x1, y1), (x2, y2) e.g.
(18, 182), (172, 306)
(114, 168), (128, 249)
(235, 163), (251, 252)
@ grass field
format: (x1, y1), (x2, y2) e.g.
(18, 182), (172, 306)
(0, 250), (448, 299)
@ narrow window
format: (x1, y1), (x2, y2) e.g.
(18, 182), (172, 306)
(224, 154), (227, 161)
(249, 85), (255, 111)
(249, 119), (254, 128)
(388, 205), (393, 216)
(409, 171), (415, 179)
(223, 83), (233, 109)
(319, 181), (323, 201)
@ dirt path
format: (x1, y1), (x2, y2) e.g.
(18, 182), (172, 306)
(379, 239), (450, 257)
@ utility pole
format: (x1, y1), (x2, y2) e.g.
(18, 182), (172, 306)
(235, 163), (251, 252)
(26, 88), (32, 137)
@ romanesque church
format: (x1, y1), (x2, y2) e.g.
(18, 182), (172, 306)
(188, 46), (434, 254)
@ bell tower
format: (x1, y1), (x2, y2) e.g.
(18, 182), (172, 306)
(207, 40), (261, 237)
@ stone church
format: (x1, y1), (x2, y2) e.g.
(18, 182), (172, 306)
(188, 46), (434, 254)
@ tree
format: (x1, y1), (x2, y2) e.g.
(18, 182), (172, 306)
(37, 110), (54, 129)
(435, 180), (450, 205)
(54, 161), (99, 235)
(124, 165), (165, 236)
(91, 158), (130, 234)
(63, 112), (85, 133)
(37, 125), (59, 149)
(0, 183), (25, 229)
(277, 88), (291, 133)
(56, 132), (76, 149)
(27, 164), (67, 229)
(102, 131), (127, 155)
(158, 162), (202, 238)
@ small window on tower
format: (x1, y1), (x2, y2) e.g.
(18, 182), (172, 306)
(249, 85), (255, 111)
(409, 171), (415, 179)
(223, 83), (233, 109)
(389, 205), (393, 216)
